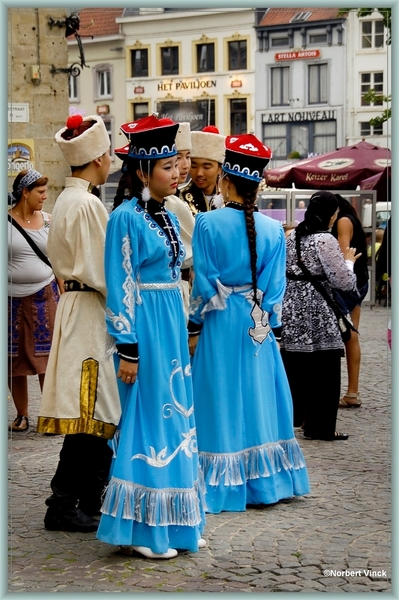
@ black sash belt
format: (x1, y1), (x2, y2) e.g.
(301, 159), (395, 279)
(64, 280), (97, 292)
(286, 272), (327, 281)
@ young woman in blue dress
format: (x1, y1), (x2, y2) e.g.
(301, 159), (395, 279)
(96, 115), (205, 559)
(188, 134), (310, 514)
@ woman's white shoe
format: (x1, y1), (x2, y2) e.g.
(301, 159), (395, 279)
(132, 545), (178, 559)
(198, 538), (207, 549)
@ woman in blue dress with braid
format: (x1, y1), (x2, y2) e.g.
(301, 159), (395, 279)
(188, 134), (310, 514)
(97, 115), (205, 559)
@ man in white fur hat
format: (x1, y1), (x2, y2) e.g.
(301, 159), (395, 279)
(180, 125), (225, 215)
(37, 114), (121, 533)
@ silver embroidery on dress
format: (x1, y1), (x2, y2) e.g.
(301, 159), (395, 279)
(121, 234), (135, 317)
(106, 308), (131, 334)
(163, 360), (194, 419)
(131, 428), (197, 467)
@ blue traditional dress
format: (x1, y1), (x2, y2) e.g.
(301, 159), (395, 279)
(189, 206), (310, 514)
(97, 197), (205, 554)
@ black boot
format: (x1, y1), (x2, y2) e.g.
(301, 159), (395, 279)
(44, 504), (99, 532)
(45, 481), (98, 533)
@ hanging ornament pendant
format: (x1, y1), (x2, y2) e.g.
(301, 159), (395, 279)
(248, 303), (271, 345)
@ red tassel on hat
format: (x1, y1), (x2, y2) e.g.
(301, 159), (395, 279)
(66, 115), (83, 129)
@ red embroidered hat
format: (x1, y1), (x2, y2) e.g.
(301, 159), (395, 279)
(114, 143), (129, 161)
(223, 134), (273, 182)
(119, 114), (179, 160)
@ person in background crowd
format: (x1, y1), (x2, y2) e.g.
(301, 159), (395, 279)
(331, 194), (369, 409)
(37, 115), (121, 533)
(96, 115), (205, 560)
(188, 134), (310, 513)
(376, 217), (391, 346)
(280, 192), (360, 441)
(180, 125), (225, 215)
(8, 169), (61, 432)
(164, 121), (195, 320)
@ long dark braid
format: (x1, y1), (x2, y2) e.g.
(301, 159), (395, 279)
(227, 173), (260, 305)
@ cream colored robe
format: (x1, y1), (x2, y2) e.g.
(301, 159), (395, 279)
(37, 177), (121, 438)
(165, 194), (195, 321)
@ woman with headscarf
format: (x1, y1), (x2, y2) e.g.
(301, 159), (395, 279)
(8, 169), (60, 432)
(280, 192), (360, 441)
(96, 115), (205, 559)
(188, 134), (310, 514)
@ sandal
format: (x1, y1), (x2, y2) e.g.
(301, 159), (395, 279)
(332, 431), (349, 441)
(9, 416), (29, 432)
(339, 393), (361, 408)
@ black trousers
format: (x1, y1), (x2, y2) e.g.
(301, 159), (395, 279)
(46, 433), (113, 515)
(280, 349), (342, 440)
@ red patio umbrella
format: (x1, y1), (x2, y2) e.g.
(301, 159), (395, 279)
(359, 165), (391, 203)
(264, 141), (391, 190)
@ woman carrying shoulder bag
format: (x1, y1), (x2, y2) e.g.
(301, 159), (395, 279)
(8, 169), (61, 432)
(280, 192), (360, 441)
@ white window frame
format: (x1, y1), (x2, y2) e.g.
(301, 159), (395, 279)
(361, 19), (384, 49)
(360, 121), (383, 136)
(93, 64), (113, 101)
(270, 66), (290, 107)
(308, 63), (328, 105)
(360, 72), (384, 106)
(68, 73), (79, 102)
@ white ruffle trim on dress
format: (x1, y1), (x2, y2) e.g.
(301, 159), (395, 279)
(200, 438), (306, 487)
(100, 476), (203, 527)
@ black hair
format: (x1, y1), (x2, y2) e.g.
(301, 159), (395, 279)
(296, 191), (338, 238)
(225, 172), (260, 306)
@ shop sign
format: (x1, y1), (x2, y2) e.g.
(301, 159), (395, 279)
(158, 79), (217, 92)
(8, 139), (35, 176)
(262, 109), (336, 123)
(275, 49), (321, 61)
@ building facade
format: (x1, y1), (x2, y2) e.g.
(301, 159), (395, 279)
(8, 8), (70, 209)
(68, 8), (262, 175)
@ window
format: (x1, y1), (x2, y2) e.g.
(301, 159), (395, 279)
(228, 40), (247, 70)
(360, 122), (383, 136)
(262, 121), (336, 158)
(271, 37), (289, 47)
(361, 72), (383, 106)
(161, 46), (179, 75)
(309, 33), (327, 44)
(102, 118), (114, 159)
(263, 124), (287, 159)
(68, 74), (79, 102)
(133, 103), (149, 120)
(230, 99), (247, 134)
(361, 20), (384, 48)
(312, 121), (336, 154)
(93, 64), (113, 101)
(271, 67), (289, 106)
(308, 63), (328, 104)
(131, 49), (148, 77)
(196, 43), (215, 73)
(291, 11), (312, 23)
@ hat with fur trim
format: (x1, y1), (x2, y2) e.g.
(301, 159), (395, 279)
(190, 126), (225, 163)
(120, 114), (179, 160)
(55, 115), (110, 167)
(222, 134), (272, 182)
(175, 122), (191, 152)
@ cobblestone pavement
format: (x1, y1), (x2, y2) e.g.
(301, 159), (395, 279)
(8, 305), (391, 593)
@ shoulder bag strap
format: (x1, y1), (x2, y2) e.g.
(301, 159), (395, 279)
(295, 231), (358, 334)
(8, 213), (52, 269)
